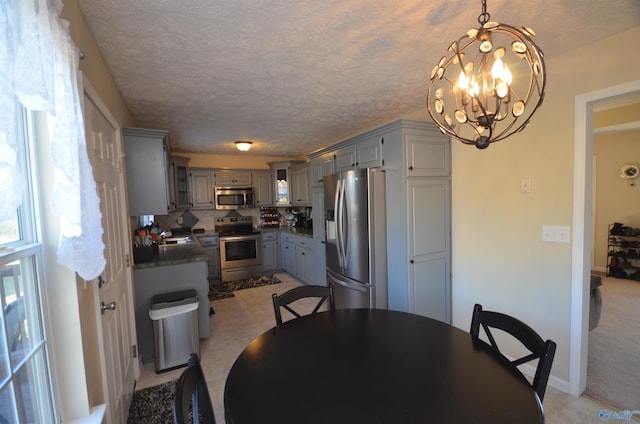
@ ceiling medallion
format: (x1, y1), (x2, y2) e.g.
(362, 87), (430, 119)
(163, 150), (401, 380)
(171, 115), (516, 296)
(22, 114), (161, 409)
(426, 0), (546, 149)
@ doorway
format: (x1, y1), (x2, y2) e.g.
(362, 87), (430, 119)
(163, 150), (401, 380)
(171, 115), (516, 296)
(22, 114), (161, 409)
(587, 96), (640, 409)
(570, 80), (640, 396)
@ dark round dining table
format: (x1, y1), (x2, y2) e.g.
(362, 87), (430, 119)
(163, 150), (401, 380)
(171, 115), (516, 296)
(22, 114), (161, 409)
(224, 308), (544, 423)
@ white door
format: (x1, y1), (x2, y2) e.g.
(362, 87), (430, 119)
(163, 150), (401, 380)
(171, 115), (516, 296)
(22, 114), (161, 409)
(83, 77), (138, 423)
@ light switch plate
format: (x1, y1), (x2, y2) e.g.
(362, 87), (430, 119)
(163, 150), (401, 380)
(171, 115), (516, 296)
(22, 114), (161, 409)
(542, 225), (570, 243)
(520, 177), (532, 193)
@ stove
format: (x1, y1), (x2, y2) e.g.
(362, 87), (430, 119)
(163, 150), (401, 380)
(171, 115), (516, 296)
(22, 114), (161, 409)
(215, 216), (262, 282)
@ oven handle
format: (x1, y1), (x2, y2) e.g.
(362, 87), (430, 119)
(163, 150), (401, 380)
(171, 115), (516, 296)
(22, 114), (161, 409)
(219, 234), (261, 242)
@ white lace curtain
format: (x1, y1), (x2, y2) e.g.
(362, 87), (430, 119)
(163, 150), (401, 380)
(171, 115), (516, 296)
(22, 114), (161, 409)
(1, 0), (105, 281)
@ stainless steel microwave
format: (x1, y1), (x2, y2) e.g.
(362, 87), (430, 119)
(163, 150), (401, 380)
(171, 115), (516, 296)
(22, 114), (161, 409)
(214, 187), (255, 209)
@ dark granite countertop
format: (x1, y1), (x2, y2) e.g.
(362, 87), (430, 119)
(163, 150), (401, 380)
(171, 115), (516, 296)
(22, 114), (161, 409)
(277, 226), (313, 238)
(132, 241), (208, 269)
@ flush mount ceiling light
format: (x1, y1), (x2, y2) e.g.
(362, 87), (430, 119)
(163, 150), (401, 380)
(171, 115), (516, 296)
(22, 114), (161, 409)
(426, 0), (546, 149)
(235, 141), (253, 151)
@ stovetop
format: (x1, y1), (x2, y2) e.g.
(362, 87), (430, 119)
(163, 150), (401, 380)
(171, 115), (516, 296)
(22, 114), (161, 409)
(214, 216), (257, 236)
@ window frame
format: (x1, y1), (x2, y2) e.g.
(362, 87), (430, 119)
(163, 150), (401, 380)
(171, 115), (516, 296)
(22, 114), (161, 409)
(0, 105), (56, 423)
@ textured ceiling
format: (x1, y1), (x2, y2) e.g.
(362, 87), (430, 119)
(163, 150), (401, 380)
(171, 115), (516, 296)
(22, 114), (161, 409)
(75, 0), (640, 157)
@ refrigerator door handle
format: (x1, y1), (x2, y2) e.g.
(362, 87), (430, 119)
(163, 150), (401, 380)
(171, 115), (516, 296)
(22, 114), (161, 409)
(335, 179), (347, 268)
(327, 271), (369, 293)
(339, 177), (348, 267)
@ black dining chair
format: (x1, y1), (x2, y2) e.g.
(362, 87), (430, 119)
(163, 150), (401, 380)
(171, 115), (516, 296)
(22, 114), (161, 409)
(272, 284), (335, 326)
(470, 303), (557, 402)
(173, 353), (215, 424)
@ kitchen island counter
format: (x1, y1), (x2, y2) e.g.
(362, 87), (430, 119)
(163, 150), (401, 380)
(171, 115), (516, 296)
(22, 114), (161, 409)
(133, 242), (209, 269)
(132, 244), (211, 364)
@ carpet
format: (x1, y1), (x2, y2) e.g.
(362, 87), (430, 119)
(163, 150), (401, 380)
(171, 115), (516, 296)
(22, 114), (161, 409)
(127, 381), (175, 424)
(585, 275), (640, 411)
(208, 274), (281, 301)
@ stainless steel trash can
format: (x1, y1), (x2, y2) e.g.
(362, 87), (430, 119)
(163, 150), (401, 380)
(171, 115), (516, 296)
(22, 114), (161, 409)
(149, 289), (199, 373)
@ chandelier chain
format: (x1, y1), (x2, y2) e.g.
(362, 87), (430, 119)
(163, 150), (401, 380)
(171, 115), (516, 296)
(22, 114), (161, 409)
(478, 0), (491, 25)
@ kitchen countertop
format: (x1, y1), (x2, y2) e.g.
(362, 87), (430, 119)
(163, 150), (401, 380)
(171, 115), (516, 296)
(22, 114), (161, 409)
(268, 226), (313, 238)
(132, 241), (209, 269)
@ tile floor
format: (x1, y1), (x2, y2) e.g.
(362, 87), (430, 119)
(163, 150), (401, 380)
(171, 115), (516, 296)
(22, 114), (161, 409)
(134, 272), (630, 423)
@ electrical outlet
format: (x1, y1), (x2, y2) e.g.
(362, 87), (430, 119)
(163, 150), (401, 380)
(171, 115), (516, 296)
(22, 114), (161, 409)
(177, 216), (183, 224)
(542, 225), (570, 243)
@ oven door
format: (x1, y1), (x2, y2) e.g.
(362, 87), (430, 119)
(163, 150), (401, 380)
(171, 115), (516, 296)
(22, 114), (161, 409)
(219, 234), (262, 270)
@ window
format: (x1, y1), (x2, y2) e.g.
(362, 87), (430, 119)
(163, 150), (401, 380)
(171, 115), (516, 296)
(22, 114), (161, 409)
(0, 104), (55, 423)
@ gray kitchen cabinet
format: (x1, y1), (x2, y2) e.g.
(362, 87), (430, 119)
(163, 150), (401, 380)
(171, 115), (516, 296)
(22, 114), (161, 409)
(405, 133), (451, 177)
(295, 243), (313, 283)
(261, 231), (280, 272)
(310, 153), (335, 187)
(291, 163), (310, 206)
(406, 178), (451, 322)
(270, 161), (304, 206)
(335, 135), (384, 172)
(196, 234), (220, 282)
(215, 170), (252, 186)
(253, 170), (274, 206)
(190, 168), (215, 209)
(383, 121), (451, 323)
(281, 232), (315, 284)
(281, 239), (295, 275)
(123, 127), (171, 216)
(169, 155), (190, 210)
(312, 238), (327, 286)
(311, 187), (327, 286)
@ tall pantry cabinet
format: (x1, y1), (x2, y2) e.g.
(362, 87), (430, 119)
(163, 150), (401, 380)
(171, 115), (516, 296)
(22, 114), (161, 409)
(382, 121), (451, 323)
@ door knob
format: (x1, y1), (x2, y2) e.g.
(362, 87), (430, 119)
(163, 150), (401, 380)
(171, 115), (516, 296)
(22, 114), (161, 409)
(100, 301), (117, 314)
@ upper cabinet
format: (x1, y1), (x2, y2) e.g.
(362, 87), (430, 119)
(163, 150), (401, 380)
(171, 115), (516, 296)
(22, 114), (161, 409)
(290, 163), (311, 206)
(310, 153), (335, 187)
(215, 170), (252, 186)
(190, 168), (215, 209)
(253, 170), (274, 206)
(270, 161), (304, 206)
(169, 156), (190, 210)
(335, 136), (384, 172)
(405, 134), (450, 177)
(123, 127), (170, 216)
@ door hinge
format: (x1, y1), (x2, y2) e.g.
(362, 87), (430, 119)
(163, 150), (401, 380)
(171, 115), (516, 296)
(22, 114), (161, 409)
(125, 253), (130, 268)
(132, 345), (138, 358)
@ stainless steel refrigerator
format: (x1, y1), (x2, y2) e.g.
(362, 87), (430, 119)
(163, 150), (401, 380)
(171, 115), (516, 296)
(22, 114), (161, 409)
(324, 168), (387, 309)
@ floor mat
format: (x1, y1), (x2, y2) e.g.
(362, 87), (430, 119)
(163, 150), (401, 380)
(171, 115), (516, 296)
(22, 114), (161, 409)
(209, 275), (281, 301)
(127, 380), (175, 424)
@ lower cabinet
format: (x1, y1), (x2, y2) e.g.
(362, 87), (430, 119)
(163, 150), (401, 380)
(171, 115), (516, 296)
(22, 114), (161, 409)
(280, 232), (315, 284)
(261, 231), (280, 272)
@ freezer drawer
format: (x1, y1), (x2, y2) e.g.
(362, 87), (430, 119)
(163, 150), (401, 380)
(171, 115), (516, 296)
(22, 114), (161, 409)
(328, 271), (374, 309)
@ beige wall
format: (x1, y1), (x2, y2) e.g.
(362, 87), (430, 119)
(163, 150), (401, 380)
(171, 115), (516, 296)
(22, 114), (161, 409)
(62, 0), (136, 128)
(451, 26), (640, 386)
(593, 130), (640, 269)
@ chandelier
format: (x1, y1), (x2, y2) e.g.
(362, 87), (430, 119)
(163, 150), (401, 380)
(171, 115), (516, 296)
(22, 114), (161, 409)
(426, 0), (546, 149)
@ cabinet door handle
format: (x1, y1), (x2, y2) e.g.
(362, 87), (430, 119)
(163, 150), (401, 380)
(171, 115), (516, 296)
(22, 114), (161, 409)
(409, 166), (414, 171)
(410, 260), (414, 264)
